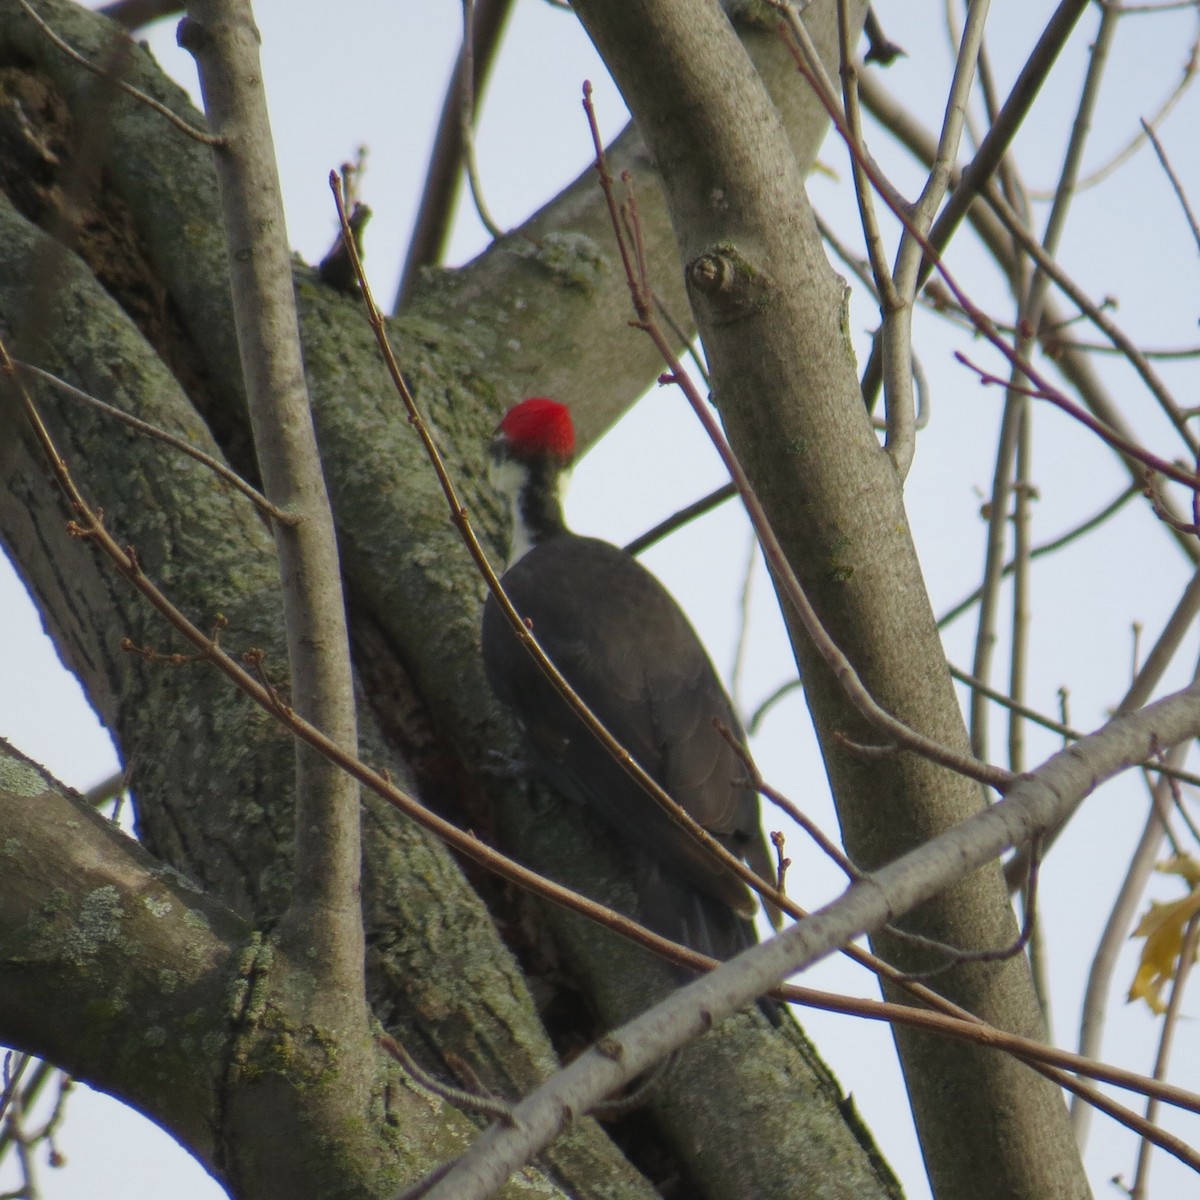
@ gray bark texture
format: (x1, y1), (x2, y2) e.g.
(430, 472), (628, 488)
(0, 1), (929, 1198)
(567, 1), (1092, 1198)
(561, 0), (1099, 1195)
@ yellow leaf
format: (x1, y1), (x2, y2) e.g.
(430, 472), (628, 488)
(1128, 887), (1200, 1013)
(1159, 853), (1200, 890)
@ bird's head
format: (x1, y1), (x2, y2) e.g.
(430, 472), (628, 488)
(489, 398), (576, 564)
(489, 397), (576, 469)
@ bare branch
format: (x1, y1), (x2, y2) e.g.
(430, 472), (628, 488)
(1073, 739), (1186, 1143)
(395, 0), (514, 309)
(173, 0), (368, 1023)
(1141, 116), (1200, 254)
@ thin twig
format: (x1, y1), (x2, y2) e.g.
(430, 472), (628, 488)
(0, 1052), (30, 1128)
(1071, 725), (1191, 1143)
(622, 482), (737, 557)
(1009, 411), (1033, 781)
(972, 4), (1095, 839)
(759, 777), (861, 884)
(1028, 35), (1199, 198)
(749, 661), (1200, 791)
(1141, 117), (1200, 254)
(834, 0), (899, 311)
(715, 721), (858, 885)
(729, 534), (757, 710)
(378, 1035), (514, 1123)
(885, 0), (991, 478)
(979, 182), (1199, 458)
(1023, 0), (1120, 334)
(937, 483), (1141, 628)
(969, 386), (1020, 762)
(961, 666), (1200, 794)
(958, 353), (1200, 490)
(815, 212), (880, 301)
(769, 3), (846, 128)
(797, 942), (1200, 1129)
(1166, 762), (1200, 846)
(14, 361), (295, 525)
(1010, 564), (1200, 892)
(457, 0), (505, 241)
(990, 0), (1122, 880)
(890, 835), (1042, 980)
(1040, 339), (1200, 361)
(650, 289), (709, 384)
(789, 982), (1200, 1159)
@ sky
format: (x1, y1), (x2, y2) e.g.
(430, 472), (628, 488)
(3, 1), (1200, 1197)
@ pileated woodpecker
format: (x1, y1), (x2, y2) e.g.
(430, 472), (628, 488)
(481, 398), (779, 969)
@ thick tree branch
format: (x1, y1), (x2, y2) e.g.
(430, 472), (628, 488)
(0, 739), (604, 1200)
(567, 0), (1090, 1195)
(0, 100), (650, 1200)
(0, 739), (244, 1165)
(0, 7), (896, 1194)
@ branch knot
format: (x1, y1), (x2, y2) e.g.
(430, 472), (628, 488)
(686, 246), (774, 324)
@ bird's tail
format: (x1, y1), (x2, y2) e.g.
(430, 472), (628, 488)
(636, 858), (782, 1024)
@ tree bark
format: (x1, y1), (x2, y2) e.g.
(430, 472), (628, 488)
(0, 1), (903, 1197)
(567, 0), (1091, 1196)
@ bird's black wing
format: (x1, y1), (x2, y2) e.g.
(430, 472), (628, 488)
(482, 533), (774, 953)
